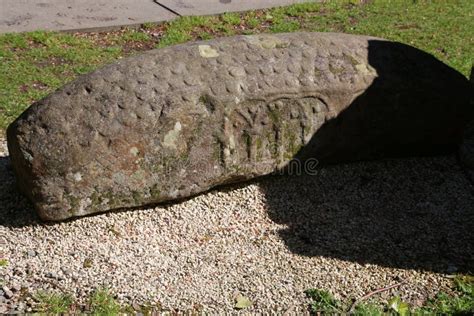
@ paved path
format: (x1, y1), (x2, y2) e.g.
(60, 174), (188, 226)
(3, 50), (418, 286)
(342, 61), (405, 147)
(0, 0), (313, 33)
(157, 0), (312, 16)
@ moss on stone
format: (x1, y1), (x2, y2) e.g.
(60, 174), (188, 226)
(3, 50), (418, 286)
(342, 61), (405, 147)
(150, 184), (161, 198)
(67, 195), (80, 214)
(283, 122), (302, 160)
(131, 191), (141, 203)
(90, 192), (101, 206)
(343, 53), (360, 67)
(314, 68), (323, 77)
(268, 108), (282, 125)
(328, 64), (344, 75)
(275, 41), (290, 49)
(255, 137), (264, 161)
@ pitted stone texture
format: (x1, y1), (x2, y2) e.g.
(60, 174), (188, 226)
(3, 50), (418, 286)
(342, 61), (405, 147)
(7, 32), (474, 221)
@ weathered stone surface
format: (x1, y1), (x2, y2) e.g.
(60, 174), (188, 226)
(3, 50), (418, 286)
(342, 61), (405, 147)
(7, 32), (474, 221)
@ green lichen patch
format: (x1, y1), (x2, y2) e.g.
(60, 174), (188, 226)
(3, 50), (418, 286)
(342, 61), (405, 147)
(328, 64), (345, 75)
(198, 45), (219, 58)
(343, 53), (360, 68)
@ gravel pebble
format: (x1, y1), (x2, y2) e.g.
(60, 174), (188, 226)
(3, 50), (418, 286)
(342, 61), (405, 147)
(2, 287), (13, 299)
(0, 139), (473, 312)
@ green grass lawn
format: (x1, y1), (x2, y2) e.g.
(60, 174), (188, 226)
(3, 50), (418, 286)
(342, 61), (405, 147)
(0, 0), (472, 134)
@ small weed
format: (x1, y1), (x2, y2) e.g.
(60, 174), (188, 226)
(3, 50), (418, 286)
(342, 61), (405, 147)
(307, 275), (474, 315)
(416, 292), (474, 314)
(122, 30), (150, 42)
(0, 259), (8, 267)
(353, 302), (383, 315)
(415, 275), (474, 314)
(74, 65), (96, 75)
(282, 2), (321, 17)
(142, 22), (155, 30)
(28, 31), (54, 46)
(0, 33), (28, 49)
(157, 28), (192, 48)
(221, 12), (241, 26)
(388, 296), (410, 316)
(198, 32), (213, 40)
(35, 291), (74, 314)
(270, 20), (301, 33)
(245, 12), (260, 29)
(247, 18), (259, 28)
(455, 275), (474, 296)
(305, 289), (341, 313)
(242, 30), (255, 35)
(89, 288), (121, 315)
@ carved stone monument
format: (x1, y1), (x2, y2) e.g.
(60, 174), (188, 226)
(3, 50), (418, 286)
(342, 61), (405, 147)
(7, 32), (473, 220)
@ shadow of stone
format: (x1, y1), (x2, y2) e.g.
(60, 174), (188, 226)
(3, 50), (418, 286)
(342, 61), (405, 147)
(0, 156), (41, 227)
(262, 156), (474, 274)
(262, 39), (474, 274)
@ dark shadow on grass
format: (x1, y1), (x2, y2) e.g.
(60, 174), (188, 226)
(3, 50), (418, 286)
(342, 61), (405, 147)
(262, 39), (474, 274)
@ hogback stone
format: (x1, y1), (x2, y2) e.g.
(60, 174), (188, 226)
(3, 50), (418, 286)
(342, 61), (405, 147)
(6, 32), (474, 221)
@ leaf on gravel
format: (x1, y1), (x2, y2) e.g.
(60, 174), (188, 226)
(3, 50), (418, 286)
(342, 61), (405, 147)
(83, 258), (93, 268)
(388, 296), (410, 316)
(234, 294), (252, 309)
(454, 275), (474, 296)
(107, 225), (121, 238)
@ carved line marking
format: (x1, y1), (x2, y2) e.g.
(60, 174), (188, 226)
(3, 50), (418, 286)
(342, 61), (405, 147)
(218, 96), (330, 170)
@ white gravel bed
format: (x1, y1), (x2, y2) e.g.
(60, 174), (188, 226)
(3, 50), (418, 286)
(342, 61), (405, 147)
(0, 138), (473, 313)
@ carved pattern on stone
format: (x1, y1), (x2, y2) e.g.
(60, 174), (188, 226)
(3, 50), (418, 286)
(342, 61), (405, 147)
(218, 96), (329, 170)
